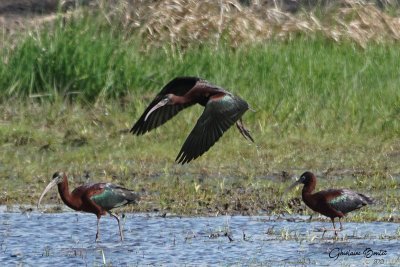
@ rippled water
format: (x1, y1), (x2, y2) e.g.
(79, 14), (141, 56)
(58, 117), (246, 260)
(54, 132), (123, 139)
(1, 211), (399, 266)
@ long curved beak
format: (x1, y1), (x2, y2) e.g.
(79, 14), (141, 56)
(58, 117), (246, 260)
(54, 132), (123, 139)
(37, 179), (58, 209)
(283, 180), (301, 195)
(144, 99), (169, 121)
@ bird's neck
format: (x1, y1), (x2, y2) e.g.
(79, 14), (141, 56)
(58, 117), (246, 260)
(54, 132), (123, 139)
(57, 177), (79, 210)
(301, 185), (316, 209)
(302, 181), (316, 196)
(170, 95), (189, 105)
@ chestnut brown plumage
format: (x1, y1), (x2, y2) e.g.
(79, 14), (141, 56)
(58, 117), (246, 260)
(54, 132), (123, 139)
(130, 76), (254, 164)
(285, 171), (374, 236)
(38, 172), (140, 242)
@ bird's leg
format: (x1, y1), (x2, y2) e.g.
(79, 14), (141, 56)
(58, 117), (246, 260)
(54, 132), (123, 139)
(236, 118), (254, 142)
(332, 218), (338, 237)
(322, 218), (341, 237)
(96, 217), (101, 242)
(339, 218), (343, 230)
(109, 211), (123, 241)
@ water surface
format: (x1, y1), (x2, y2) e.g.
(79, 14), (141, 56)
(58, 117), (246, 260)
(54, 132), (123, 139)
(1, 211), (399, 266)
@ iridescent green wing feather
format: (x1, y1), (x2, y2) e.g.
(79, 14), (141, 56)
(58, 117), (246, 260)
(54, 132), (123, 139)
(176, 94), (249, 164)
(91, 184), (139, 211)
(328, 189), (373, 214)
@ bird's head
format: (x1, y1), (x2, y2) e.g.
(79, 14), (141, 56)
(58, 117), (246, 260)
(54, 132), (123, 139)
(144, 94), (173, 121)
(296, 172), (315, 185)
(37, 172), (65, 209)
(283, 171), (315, 195)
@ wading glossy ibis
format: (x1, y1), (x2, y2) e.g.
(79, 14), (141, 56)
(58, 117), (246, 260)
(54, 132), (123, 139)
(285, 171), (374, 236)
(37, 172), (140, 242)
(130, 76), (254, 164)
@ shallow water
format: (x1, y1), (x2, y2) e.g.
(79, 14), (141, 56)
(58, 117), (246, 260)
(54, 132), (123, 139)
(1, 211), (399, 266)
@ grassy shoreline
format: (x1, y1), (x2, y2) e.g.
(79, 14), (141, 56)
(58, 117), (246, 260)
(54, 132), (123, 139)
(0, 100), (398, 220)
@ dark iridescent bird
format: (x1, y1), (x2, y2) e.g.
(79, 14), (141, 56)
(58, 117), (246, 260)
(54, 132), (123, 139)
(285, 171), (374, 236)
(130, 76), (254, 164)
(37, 172), (140, 241)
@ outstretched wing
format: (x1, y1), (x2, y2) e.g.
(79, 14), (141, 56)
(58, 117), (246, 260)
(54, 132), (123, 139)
(130, 77), (200, 135)
(176, 93), (249, 164)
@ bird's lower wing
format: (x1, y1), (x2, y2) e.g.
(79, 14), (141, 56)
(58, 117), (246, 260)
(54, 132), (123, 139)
(130, 99), (193, 135)
(176, 94), (249, 164)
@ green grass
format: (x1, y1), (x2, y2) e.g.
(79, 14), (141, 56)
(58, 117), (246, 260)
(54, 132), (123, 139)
(0, 10), (399, 219)
(1, 14), (399, 136)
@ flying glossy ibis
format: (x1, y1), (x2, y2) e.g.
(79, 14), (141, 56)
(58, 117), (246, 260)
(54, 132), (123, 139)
(130, 76), (254, 164)
(285, 171), (374, 236)
(37, 172), (140, 241)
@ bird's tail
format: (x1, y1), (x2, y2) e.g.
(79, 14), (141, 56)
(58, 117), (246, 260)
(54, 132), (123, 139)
(125, 190), (141, 204)
(358, 193), (374, 205)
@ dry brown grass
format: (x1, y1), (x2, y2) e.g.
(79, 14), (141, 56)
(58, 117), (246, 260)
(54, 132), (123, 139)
(2, 0), (400, 48)
(115, 0), (400, 48)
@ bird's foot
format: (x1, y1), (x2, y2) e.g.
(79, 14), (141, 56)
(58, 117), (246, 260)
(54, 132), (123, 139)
(321, 228), (342, 238)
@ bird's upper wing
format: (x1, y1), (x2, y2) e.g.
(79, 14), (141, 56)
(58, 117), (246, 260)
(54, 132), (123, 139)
(176, 93), (249, 164)
(130, 77), (200, 135)
(90, 183), (139, 210)
(325, 189), (369, 214)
